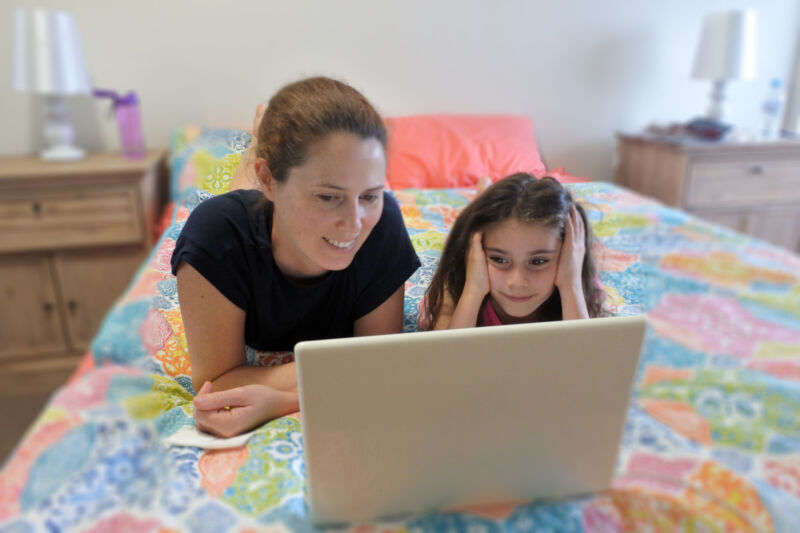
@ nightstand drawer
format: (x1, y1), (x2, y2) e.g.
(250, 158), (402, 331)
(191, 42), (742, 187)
(0, 184), (142, 253)
(685, 157), (800, 209)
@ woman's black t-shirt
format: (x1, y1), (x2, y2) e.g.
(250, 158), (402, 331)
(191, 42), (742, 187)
(170, 189), (420, 351)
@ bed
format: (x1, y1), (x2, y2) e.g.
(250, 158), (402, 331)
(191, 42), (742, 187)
(1, 115), (799, 532)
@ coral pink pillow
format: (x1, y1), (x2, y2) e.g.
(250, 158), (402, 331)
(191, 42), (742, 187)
(385, 114), (547, 189)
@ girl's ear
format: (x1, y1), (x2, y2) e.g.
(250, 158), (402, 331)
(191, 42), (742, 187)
(255, 158), (276, 200)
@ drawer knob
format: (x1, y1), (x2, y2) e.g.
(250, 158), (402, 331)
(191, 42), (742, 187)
(750, 164), (764, 175)
(31, 201), (42, 214)
(67, 300), (78, 312)
(43, 302), (53, 313)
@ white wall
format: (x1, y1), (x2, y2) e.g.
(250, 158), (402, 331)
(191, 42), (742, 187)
(2, 0), (798, 181)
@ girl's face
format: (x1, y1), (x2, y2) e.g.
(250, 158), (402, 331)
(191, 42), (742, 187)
(482, 218), (562, 322)
(264, 132), (386, 279)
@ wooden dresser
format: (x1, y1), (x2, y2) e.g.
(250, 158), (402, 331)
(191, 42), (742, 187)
(615, 133), (800, 253)
(0, 150), (167, 394)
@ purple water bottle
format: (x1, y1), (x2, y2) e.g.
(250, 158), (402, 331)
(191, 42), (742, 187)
(94, 89), (145, 159)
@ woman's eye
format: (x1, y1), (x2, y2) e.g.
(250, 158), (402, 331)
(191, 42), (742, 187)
(360, 194), (379, 202)
(318, 194), (339, 203)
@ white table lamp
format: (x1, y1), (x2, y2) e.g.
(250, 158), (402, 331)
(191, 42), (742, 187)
(12, 8), (91, 161)
(691, 10), (757, 124)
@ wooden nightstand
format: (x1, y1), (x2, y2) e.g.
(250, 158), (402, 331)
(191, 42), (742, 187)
(0, 150), (167, 394)
(615, 133), (800, 253)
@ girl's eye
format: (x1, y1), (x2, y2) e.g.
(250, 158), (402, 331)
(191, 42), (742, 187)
(488, 256), (509, 266)
(318, 194), (339, 203)
(529, 258), (548, 267)
(360, 194), (379, 202)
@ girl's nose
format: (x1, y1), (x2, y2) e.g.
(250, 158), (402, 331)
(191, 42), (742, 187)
(507, 267), (528, 288)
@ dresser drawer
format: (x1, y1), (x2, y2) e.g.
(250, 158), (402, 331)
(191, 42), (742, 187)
(685, 156), (800, 209)
(0, 184), (142, 253)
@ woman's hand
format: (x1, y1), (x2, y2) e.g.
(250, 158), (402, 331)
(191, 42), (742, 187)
(193, 381), (298, 438)
(464, 232), (490, 299)
(555, 205), (586, 291)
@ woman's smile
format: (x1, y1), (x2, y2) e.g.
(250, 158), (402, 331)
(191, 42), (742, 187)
(323, 236), (357, 250)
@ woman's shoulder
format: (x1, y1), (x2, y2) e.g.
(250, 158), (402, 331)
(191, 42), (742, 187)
(182, 189), (269, 244)
(356, 191), (418, 265)
(376, 190), (404, 228)
(191, 189), (264, 216)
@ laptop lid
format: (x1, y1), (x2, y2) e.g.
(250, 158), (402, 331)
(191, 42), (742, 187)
(295, 315), (645, 525)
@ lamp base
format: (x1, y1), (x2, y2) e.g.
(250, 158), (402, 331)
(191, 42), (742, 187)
(686, 117), (731, 141)
(705, 80), (728, 123)
(40, 95), (86, 162)
(40, 144), (86, 161)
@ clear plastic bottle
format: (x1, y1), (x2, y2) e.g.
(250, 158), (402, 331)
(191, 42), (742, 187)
(759, 78), (785, 141)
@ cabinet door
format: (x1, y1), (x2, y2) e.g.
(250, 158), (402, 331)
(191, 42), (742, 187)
(694, 209), (753, 234)
(749, 206), (800, 253)
(0, 254), (67, 359)
(53, 246), (147, 352)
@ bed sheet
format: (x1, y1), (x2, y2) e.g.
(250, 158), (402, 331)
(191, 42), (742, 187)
(1, 183), (799, 532)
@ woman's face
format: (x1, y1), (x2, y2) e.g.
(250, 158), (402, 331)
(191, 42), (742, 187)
(481, 218), (562, 322)
(264, 132), (386, 279)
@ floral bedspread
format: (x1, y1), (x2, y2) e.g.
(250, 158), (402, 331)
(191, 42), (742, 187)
(1, 181), (799, 532)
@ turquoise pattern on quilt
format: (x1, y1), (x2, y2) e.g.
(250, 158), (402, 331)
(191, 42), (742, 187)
(2, 179), (799, 532)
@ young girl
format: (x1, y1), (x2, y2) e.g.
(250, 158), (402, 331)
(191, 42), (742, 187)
(421, 173), (606, 330)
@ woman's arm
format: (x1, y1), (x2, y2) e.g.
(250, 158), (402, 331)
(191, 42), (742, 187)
(177, 261), (298, 392)
(177, 262), (299, 437)
(353, 285), (405, 335)
(179, 265), (408, 436)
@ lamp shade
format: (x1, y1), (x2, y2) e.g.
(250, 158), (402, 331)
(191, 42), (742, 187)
(691, 10), (757, 81)
(12, 8), (90, 95)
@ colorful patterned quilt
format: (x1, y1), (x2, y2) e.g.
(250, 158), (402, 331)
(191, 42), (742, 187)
(1, 180), (799, 532)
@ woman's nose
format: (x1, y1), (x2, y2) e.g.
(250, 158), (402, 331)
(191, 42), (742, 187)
(339, 200), (362, 233)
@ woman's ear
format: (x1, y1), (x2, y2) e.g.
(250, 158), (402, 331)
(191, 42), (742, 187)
(255, 158), (276, 200)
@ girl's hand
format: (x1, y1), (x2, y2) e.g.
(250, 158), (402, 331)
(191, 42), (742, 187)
(464, 232), (490, 299)
(555, 205), (586, 291)
(251, 103), (266, 137)
(193, 381), (296, 438)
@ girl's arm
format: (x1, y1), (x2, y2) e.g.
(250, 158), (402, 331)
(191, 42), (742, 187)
(433, 290), (485, 329)
(434, 232), (489, 329)
(229, 104), (266, 192)
(555, 206), (590, 320)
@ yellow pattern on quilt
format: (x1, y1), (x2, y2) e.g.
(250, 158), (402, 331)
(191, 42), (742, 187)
(193, 151), (241, 196)
(123, 374), (193, 420)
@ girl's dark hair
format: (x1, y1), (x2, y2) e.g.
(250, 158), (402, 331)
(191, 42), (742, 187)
(421, 173), (608, 328)
(255, 76), (387, 183)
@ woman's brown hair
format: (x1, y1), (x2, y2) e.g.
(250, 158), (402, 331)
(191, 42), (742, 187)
(255, 76), (386, 183)
(421, 173), (608, 328)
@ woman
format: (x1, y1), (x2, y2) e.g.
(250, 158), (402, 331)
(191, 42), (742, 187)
(171, 77), (421, 437)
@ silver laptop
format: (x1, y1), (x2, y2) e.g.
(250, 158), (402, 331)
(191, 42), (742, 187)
(295, 315), (646, 525)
